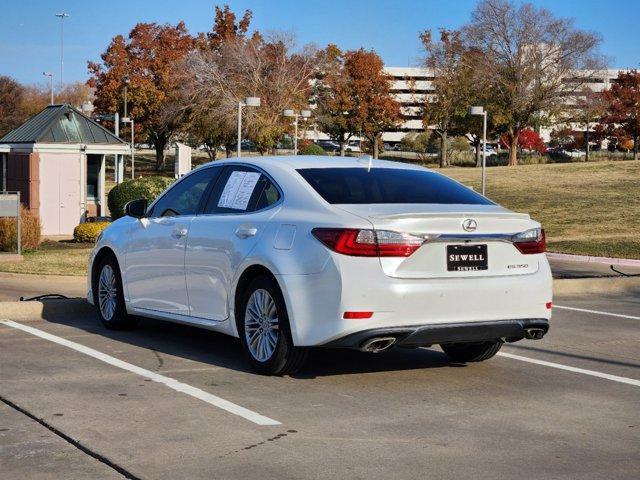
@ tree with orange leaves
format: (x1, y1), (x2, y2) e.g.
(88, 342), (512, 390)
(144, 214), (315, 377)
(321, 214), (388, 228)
(88, 22), (196, 170)
(345, 49), (401, 159)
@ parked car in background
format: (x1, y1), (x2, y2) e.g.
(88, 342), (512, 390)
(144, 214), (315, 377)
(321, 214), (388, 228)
(88, 156), (552, 376)
(241, 140), (256, 151)
(316, 140), (340, 153)
(345, 140), (361, 153)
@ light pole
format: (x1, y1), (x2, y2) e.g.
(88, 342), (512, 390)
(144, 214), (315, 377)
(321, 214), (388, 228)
(237, 97), (261, 157)
(43, 72), (54, 104)
(469, 106), (488, 196)
(121, 117), (135, 178)
(283, 109), (311, 155)
(123, 77), (130, 118)
(55, 12), (69, 93)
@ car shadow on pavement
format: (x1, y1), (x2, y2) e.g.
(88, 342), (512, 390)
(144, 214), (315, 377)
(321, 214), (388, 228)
(40, 311), (466, 377)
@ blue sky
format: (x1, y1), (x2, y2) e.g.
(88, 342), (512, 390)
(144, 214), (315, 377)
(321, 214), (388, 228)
(1, 0), (639, 86)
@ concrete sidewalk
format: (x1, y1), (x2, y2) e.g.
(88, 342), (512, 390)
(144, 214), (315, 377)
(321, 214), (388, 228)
(549, 258), (640, 279)
(0, 273), (86, 302)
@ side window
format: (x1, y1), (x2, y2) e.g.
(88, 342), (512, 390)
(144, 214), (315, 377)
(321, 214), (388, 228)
(149, 168), (219, 217)
(204, 166), (281, 214)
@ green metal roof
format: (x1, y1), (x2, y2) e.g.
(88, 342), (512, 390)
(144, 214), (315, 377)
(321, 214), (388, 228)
(0, 104), (126, 145)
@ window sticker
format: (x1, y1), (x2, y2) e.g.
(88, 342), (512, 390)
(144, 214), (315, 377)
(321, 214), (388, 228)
(218, 171), (261, 210)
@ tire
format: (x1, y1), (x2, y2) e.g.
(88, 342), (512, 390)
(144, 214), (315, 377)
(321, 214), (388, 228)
(237, 275), (308, 376)
(94, 254), (138, 330)
(440, 340), (503, 363)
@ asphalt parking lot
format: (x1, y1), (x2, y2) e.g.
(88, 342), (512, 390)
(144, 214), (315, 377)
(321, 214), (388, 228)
(1, 292), (639, 479)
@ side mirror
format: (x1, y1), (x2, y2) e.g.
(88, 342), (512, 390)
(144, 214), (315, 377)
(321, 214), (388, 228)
(124, 198), (148, 219)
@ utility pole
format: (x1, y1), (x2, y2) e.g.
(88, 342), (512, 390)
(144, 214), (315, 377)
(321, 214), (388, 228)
(55, 12), (69, 93)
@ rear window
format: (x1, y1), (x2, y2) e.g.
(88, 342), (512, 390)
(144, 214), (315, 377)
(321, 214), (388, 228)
(297, 167), (492, 205)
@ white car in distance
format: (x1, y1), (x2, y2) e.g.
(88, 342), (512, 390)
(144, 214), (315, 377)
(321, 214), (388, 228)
(88, 156), (552, 375)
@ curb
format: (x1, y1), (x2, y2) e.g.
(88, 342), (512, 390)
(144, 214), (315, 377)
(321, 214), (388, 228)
(547, 252), (640, 267)
(0, 298), (95, 321)
(554, 277), (640, 296)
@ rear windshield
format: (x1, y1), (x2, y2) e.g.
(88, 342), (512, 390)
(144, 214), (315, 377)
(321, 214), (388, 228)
(297, 167), (493, 205)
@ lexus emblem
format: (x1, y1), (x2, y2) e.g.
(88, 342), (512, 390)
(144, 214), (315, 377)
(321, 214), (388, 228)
(462, 219), (478, 232)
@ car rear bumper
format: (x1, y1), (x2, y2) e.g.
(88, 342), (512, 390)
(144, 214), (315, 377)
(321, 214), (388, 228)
(323, 318), (550, 349)
(277, 254), (552, 347)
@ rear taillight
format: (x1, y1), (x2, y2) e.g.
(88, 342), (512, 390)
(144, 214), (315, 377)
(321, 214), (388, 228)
(513, 228), (546, 254)
(312, 228), (423, 257)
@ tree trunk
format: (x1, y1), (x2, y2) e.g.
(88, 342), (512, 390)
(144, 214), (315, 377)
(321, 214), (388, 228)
(634, 135), (638, 161)
(206, 146), (217, 161)
(373, 134), (380, 159)
(585, 123), (590, 162)
(475, 142), (482, 167)
(439, 132), (448, 167)
(508, 130), (519, 166)
(154, 135), (167, 171)
(225, 143), (234, 158)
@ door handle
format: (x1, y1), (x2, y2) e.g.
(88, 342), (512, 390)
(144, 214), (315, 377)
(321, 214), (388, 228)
(172, 227), (188, 238)
(235, 226), (257, 239)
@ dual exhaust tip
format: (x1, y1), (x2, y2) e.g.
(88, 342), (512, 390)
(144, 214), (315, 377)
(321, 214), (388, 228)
(524, 327), (546, 340)
(361, 327), (546, 353)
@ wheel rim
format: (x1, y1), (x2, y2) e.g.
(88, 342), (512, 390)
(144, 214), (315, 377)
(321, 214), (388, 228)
(98, 265), (118, 321)
(244, 289), (279, 362)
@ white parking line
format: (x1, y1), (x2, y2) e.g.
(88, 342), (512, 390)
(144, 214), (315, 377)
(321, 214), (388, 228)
(554, 305), (640, 321)
(497, 352), (640, 387)
(0, 320), (280, 426)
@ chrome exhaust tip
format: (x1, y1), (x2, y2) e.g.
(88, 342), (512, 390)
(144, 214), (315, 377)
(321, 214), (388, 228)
(360, 337), (396, 353)
(524, 328), (546, 340)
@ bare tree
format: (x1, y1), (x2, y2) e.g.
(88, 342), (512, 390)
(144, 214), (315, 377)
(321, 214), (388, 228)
(420, 29), (476, 167)
(182, 34), (318, 155)
(464, 0), (605, 165)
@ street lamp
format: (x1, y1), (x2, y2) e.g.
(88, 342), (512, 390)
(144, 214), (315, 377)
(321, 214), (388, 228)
(55, 12), (69, 92)
(237, 96), (261, 157)
(283, 109), (311, 155)
(469, 106), (488, 196)
(123, 77), (130, 118)
(42, 72), (54, 104)
(121, 117), (135, 178)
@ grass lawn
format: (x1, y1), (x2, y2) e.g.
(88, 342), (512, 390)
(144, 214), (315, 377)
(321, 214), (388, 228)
(442, 161), (640, 259)
(0, 241), (92, 276)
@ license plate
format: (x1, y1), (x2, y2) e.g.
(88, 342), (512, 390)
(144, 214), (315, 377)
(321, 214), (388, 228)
(447, 244), (488, 271)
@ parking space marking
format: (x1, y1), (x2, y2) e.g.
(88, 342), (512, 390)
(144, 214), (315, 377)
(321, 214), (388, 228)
(0, 320), (281, 426)
(498, 352), (640, 387)
(554, 305), (640, 320)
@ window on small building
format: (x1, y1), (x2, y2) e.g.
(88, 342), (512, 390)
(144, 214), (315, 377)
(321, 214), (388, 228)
(86, 155), (101, 200)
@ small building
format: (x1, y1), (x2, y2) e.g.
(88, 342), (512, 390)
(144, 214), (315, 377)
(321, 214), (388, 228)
(0, 104), (129, 235)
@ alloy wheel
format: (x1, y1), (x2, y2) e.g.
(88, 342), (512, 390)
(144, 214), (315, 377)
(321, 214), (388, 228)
(98, 264), (118, 321)
(244, 289), (279, 362)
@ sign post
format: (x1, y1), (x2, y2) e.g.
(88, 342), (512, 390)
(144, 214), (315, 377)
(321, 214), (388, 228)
(0, 192), (21, 255)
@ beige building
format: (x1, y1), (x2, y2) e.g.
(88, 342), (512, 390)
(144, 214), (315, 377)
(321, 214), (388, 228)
(0, 104), (129, 235)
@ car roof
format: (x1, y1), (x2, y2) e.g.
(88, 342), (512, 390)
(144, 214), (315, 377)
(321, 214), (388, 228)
(198, 155), (427, 172)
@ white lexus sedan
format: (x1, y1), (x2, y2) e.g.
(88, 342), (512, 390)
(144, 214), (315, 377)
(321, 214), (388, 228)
(88, 156), (552, 375)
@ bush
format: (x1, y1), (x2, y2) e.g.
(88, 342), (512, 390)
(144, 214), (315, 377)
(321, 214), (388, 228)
(108, 176), (175, 220)
(73, 222), (110, 243)
(0, 206), (41, 252)
(298, 143), (326, 156)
